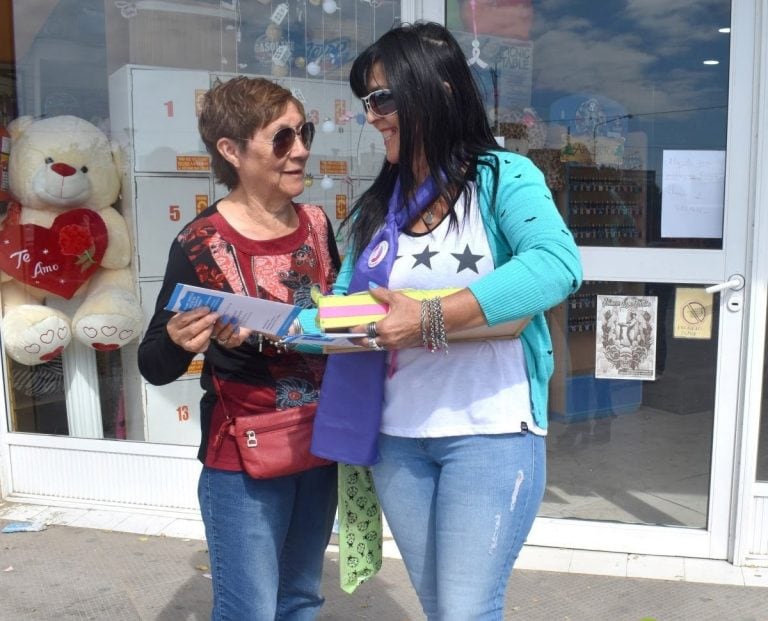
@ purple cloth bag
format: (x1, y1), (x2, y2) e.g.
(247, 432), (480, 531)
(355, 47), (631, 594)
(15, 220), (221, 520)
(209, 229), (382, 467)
(312, 177), (439, 465)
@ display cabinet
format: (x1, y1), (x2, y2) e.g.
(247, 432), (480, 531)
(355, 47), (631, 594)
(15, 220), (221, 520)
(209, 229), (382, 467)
(109, 66), (213, 445)
(564, 164), (650, 246)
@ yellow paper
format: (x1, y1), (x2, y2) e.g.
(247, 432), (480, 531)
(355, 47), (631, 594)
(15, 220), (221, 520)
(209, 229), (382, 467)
(317, 288), (460, 329)
(316, 288), (530, 343)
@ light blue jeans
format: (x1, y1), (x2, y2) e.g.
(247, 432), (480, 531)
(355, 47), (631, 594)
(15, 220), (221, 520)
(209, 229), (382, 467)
(371, 432), (546, 621)
(198, 465), (337, 621)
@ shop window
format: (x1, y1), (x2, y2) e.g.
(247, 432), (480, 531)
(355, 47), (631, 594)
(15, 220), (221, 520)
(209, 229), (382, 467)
(446, 0), (731, 250)
(545, 281), (718, 528)
(756, 317), (768, 481)
(1, 0), (400, 441)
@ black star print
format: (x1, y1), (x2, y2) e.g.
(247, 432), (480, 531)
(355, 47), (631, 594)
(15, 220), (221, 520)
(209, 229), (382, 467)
(411, 244), (439, 269)
(451, 244), (484, 274)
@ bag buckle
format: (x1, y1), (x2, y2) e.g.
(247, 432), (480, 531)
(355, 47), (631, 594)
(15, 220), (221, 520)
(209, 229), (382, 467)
(245, 430), (258, 448)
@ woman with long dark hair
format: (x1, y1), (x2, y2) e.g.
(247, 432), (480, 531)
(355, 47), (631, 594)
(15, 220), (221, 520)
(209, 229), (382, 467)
(312, 22), (583, 620)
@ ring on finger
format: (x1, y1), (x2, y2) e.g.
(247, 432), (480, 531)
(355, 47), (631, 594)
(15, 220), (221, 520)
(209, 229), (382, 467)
(366, 321), (378, 339)
(371, 337), (385, 351)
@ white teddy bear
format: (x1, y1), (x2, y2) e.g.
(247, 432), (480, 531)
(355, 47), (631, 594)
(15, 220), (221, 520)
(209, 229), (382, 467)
(0, 115), (142, 366)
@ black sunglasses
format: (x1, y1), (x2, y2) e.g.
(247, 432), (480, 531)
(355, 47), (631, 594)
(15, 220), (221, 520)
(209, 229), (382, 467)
(361, 89), (396, 117)
(257, 122), (315, 158)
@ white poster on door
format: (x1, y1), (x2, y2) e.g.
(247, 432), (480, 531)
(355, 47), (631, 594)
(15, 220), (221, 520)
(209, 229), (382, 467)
(595, 295), (658, 381)
(661, 149), (725, 238)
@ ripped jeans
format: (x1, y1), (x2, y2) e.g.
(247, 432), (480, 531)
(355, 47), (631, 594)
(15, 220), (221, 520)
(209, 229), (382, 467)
(371, 432), (545, 621)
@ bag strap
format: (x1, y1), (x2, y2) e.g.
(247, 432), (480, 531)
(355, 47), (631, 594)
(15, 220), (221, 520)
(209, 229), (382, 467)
(210, 373), (235, 452)
(305, 207), (330, 293)
(211, 374), (229, 418)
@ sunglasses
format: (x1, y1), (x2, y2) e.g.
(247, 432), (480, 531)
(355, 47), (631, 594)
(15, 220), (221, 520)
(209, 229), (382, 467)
(257, 122), (315, 158)
(361, 89), (397, 117)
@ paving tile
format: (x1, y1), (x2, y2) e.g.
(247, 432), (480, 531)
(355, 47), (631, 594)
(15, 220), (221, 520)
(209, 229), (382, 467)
(28, 506), (89, 526)
(382, 538), (403, 560)
(741, 565), (768, 587)
(569, 549), (628, 577)
(108, 513), (177, 536)
(0, 503), (49, 522)
(69, 509), (136, 531)
(626, 553), (685, 580)
(684, 557), (746, 585)
(517, 545), (573, 572)
(160, 518), (206, 540)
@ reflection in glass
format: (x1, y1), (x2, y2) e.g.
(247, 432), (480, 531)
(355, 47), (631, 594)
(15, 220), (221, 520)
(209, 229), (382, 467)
(446, 0), (731, 249)
(3, 0), (401, 441)
(8, 350), (127, 439)
(9, 358), (67, 435)
(544, 282), (718, 528)
(756, 316), (768, 480)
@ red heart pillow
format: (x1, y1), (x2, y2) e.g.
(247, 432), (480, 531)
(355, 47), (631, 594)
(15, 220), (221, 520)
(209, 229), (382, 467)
(0, 207), (108, 299)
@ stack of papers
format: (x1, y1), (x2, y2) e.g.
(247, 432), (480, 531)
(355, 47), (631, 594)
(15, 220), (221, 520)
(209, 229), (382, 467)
(165, 283), (529, 353)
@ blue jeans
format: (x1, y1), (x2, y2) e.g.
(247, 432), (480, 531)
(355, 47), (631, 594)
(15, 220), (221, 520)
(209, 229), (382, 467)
(371, 432), (546, 621)
(198, 465), (337, 621)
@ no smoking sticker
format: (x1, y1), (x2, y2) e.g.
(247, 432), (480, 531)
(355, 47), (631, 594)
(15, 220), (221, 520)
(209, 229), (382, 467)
(674, 288), (713, 339)
(681, 301), (707, 324)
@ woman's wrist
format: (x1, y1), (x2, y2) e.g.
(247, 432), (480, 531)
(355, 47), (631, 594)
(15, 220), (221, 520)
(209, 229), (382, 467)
(440, 288), (488, 334)
(420, 297), (449, 353)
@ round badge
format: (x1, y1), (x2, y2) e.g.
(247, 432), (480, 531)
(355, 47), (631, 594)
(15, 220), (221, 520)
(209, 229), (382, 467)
(367, 240), (389, 269)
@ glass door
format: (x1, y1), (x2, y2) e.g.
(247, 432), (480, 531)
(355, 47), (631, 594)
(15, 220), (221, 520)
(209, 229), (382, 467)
(445, 0), (755, 558)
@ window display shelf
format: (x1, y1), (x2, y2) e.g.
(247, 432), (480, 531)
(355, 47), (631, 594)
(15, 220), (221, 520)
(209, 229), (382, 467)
(109, 66), (213, 445)
(565, 164), (650, 246)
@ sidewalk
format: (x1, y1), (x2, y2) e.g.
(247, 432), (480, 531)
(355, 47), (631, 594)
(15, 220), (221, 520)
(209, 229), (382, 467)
(2, 502), (768, 620)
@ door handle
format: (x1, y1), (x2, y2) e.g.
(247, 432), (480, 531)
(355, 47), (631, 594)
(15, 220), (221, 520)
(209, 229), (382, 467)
(705, 274), (745, 294)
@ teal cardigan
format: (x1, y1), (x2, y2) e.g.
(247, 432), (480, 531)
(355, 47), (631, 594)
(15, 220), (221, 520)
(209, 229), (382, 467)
(300, 151), (583, 429)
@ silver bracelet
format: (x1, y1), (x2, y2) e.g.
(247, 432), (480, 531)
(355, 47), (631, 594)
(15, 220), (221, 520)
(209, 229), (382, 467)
(421, 297), (448, 353)
(420, 299), (430, 350)
(430, 297), (448, 354)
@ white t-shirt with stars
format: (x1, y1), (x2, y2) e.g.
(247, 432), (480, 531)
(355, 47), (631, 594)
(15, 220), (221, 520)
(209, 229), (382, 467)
(382, 187), (545, 438)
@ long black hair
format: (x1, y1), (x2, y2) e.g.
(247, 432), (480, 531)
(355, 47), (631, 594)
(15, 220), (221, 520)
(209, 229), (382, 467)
(345, 21), (502, 260)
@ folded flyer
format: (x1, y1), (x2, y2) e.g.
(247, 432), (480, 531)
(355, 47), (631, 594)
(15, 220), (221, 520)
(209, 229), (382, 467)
(281, 333), (367, 352)
(165, 283), (301, 339)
